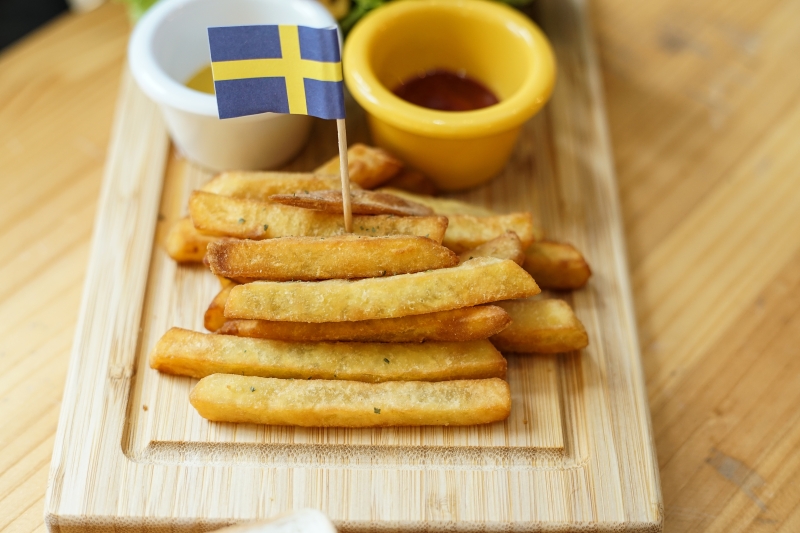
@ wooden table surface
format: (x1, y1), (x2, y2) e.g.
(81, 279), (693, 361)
(0, 1), (798, 531)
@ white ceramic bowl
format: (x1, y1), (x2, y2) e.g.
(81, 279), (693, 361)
(128, 0), (337, 171)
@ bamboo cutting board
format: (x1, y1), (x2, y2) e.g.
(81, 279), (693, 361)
(44, 0), (663, 530)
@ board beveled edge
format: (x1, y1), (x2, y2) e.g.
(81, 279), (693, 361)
(536, 0), (663, 525)
(43, 66), (172, 529)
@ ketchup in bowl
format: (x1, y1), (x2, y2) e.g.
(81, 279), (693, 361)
(393, 70), (499, 112)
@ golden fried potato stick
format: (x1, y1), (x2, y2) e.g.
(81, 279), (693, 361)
(491, 299), (589, 354)
(382, 168), (440, 196)
(444, 212), (536, 253)
(165, 218), (217, 263)
(190, 374), (512, 427)
(378, 189), (545, 246)
(378, 187), (496, 217)
(206, 235), (458, 281)
(150, 327), (507, 382)
(204, 280), (237, 332)
(219, 305), (511, 343)
(200, 172), (351, 200)
(189, 191), (448, 242)
(225, 257), (540, 323)
(523, 241), (592, 290)
(269, 189), (434, 216)
(459, 231), (525, 265)
(314, 143), (403, 189)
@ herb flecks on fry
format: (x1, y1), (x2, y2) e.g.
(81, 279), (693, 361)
(150, 327), (507, 382)
(224, 257), (540, 323)
(207, 235), (457, 281)
(201, 172), (350, 200)
(189, 191), (448, 242)
(190, 374), (512, 427)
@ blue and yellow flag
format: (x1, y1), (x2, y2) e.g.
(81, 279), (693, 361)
(207, 25), (345, 120)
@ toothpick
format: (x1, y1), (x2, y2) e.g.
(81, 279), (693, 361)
(336, 118), (353, 233)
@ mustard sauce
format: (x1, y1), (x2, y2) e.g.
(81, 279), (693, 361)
(185, 64), (215, 95)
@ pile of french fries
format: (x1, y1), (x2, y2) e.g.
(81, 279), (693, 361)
(150, 144), (592, 428)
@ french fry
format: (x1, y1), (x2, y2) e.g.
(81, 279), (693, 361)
(314, 143), (403, 189)
(150, 327), (507, 382)
(491, 299), (589, 354)
(165, 218), (217, 263)
(189, 191), (448, 242)
(523, 241), (592, 290)
(206, 235), (458, 281)
(204, 281), (236, 332)
(201, 172), (350, 200)
(378, 187), (496, 217)
(459, 231), (525, 265)
(382, 168), (440, 196)
(379, 189), (545, 246)
(190, 374), (512, 427)
(269, 189), (434, 216)
(444, 212), (536, 253)
(225, 257), (540, 322)
(219, 305), (511, 343)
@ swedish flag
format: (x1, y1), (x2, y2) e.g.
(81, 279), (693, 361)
(208, 25), (345, 120)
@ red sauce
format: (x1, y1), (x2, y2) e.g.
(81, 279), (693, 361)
(393, 70), (499, 112)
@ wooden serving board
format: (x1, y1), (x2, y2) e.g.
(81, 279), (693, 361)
(45, 0), (663, 530)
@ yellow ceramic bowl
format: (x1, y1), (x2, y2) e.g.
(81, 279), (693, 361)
(343, 0), (556, 191)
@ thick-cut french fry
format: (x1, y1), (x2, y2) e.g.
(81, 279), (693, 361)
(165, 218), (217, 263)
(225, 257), (540, 322)
(444, 212), (536, 253)
(190, 374), (512, 427)
(379, 187), (496, 217)
(201, 172), (350, 200)
(219, 305), (511, 343)
(379, 189), (545, 246)
(206, 235), (458, 281)
(523, 241), (591, 290)
(491, 299), (589, 354)
(204, 281), (236, 332)
(150, 327), (507, 382)
(189, 191), (448, 242)
(314, 144), (403, 189)
(269, 189), (434, 216)
(459, 231), (525, 265)
(382, 168), (440, 196)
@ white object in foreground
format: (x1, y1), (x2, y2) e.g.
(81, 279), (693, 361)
(214, 509), (337, 533)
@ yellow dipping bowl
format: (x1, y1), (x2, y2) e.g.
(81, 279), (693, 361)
(343, 0), (556, 191)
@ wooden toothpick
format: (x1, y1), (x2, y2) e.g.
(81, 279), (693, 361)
(336, 118), (353, 232)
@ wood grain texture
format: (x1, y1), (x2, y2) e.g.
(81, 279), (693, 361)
(592, 0), (800, 531)
(4, 0), (800, 531)
(42, 0), (661, 529)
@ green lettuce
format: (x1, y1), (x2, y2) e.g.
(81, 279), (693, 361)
(121, 0), (533, 29)
(340, 0), (533, 34)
